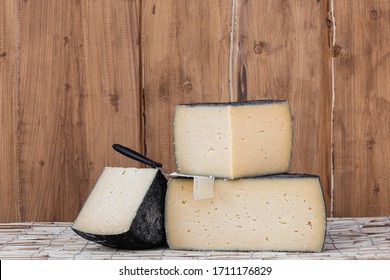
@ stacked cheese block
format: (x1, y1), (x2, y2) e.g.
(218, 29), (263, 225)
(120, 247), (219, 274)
(165, 100), (326, 252)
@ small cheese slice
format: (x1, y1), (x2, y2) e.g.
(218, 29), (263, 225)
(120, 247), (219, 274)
(193, 176), (214, 200)
(169, 172), (215, 200)
(174, 100), (292, 179)
(72, 167), (167, 249)
(165, 174), (326, 252)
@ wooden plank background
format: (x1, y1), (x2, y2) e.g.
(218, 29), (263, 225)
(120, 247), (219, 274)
(17, 0), (141, 221)
(333, 0), (390, 216)
(0, 0), (389, 221)
(0, 0), (20, 222)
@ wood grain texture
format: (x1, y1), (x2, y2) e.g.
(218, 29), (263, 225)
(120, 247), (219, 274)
(19, 0), (87, 221)
(0, 0), (20, 222)
(232, 0), (332, 215)
(80, 0), (142, 177)
(333, 0), (390, 217)
(142, 0), (232, 171)
(19, 0), (141, 221)
(1, 0), (390, 221)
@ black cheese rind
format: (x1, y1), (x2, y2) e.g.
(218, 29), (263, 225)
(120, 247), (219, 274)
(177, 100), (288, 107)
(72, 168), (167, 249)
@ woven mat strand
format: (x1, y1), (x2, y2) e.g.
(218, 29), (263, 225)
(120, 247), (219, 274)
(1, 217), (390, 260)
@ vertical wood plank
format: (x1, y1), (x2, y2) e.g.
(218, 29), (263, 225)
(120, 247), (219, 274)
(0, 0), (20, 222)
(333, 0), (390, 216)
(142, 0), (232, 171)
(80, 0), (142, 178)
(232, 0), (333, 215)
(19, 0), (141, 221)
(19, 0), (87, 221)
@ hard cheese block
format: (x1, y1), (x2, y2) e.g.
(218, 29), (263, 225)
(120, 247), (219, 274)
(174, 100), (292, 179)
(165, 175), (326, 252)
(72, 167), (167, 249)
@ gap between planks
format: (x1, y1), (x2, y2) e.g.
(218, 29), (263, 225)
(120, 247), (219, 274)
(330, 0), (336, 217)
(138, 0), (146, 157)
(229, 0), (236, 102)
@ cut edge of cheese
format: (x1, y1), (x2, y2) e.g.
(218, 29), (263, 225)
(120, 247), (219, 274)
(165, 174), (326, 252)
(174, 100), (292, 179)
(72, 167), (167, 249)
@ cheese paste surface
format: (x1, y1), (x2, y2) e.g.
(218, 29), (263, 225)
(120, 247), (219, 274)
(165, 175), (326, 252)
(174, 101), (292, 179)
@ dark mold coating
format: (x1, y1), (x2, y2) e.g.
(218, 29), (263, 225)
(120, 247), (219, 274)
(177, 100), (288, 107)
(169, 173), (319, 181)
(72, 170), (168, 250)
(244, 173), (320, 180)
(167, 246), (324, 253)
(72, 228), (154, 250)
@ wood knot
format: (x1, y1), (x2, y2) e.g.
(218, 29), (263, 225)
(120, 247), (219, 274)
(253, 42), (265, 54)
(333, 45), (342, 57)
(64, 83), (72, 92)
(183, 81), (193, 92)
(326, 18), (332, 28)
(366, 139), (376, 150)
(372, 184), (380, 193)
(0, 51), (6, 58)
(109, 92), (120, 112)
(64, 36), (70, 45)
(369, 9), (378, 21)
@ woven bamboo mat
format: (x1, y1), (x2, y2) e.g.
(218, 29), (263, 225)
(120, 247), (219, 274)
(1, 217), (390, 260)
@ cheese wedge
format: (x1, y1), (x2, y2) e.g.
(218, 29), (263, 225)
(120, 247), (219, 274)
(174, 100), (292, 179)
(165, 175), (326, 252)
(72, 167), (167, 249)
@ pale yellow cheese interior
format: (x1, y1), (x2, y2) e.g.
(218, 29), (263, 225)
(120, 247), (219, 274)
(230, 103), (292, 178)
(174, 105), (232, 178)
(165, 176), (326, 252)
(72, 167), (158, 235)
(174, 102), (292, 179)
